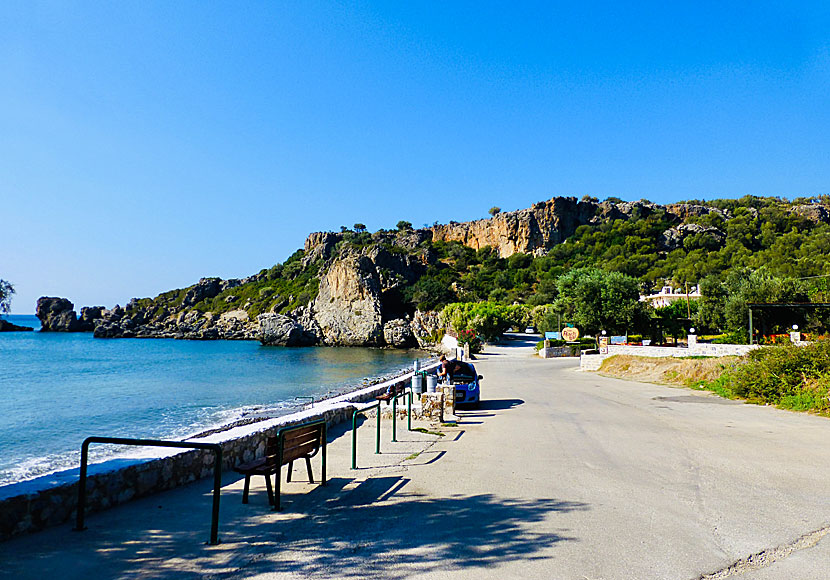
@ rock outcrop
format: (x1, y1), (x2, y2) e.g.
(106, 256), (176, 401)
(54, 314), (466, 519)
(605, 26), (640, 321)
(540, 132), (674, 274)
(258, 313), (316, 346)
(430, 197), (597, 257)
(660, 224), (727, 251)
(792, 204), (830, 224)
(36, 297), (84, 331)
(0, 319), (33, 331)
(312, 255), (384, 346)
(382, 318), (416, 348)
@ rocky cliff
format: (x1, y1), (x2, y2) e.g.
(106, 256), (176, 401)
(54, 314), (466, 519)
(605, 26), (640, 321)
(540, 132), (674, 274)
(39, 195), (829, 347)
(430, 197), (598, 257)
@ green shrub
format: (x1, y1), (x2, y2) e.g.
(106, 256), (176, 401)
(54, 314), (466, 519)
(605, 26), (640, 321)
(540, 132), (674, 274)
(710, 341), (830, 412)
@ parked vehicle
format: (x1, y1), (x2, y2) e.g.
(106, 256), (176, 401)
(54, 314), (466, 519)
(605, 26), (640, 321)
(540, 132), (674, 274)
(447, 361), (482, 408)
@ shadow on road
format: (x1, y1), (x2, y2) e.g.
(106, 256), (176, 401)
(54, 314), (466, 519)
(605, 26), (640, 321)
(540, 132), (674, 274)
(478, 398), (524, 411)
(34, 475), (588, 579)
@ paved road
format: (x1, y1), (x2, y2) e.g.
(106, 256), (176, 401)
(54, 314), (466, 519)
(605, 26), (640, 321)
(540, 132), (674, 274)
(3, 335), (830, 579)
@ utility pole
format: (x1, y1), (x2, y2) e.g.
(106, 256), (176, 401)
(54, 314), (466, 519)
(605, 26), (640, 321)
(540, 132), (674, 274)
(685, 282), (692, 319)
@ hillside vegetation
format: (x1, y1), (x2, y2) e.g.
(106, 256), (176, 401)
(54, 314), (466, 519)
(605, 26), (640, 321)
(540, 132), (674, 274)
(121, 194), (830, 341)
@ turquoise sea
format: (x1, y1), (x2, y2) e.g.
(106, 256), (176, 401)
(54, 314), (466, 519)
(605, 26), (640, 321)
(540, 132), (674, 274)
(0, 315), (424, 486)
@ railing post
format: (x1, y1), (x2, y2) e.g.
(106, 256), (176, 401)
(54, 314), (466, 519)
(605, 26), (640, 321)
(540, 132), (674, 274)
(73, 437), (223, 545)
(73, 438), (91, 532)
(376, 403), (381, 454)
(351, 410), (359, 469)
(407, 389), (412, 431)
(392, 393), (398, 442)
(210, 448), (222, 545)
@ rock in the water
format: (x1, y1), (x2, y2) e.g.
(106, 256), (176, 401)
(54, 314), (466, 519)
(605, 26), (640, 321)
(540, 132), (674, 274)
(78, 306), (106, 331)
(382, 318), (415, 347)
(258, 313), (316, 346)
(0, 319), (33, 332)
(313, 256), (384, 346)
(36, 297), (84, 332)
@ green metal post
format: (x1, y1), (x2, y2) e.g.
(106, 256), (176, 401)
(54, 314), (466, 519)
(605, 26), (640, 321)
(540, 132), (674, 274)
(748, 307), (753, 345)
(351, 410), (359, 469)
(375, 403), (381, 454)
(392, 394), (397, 442)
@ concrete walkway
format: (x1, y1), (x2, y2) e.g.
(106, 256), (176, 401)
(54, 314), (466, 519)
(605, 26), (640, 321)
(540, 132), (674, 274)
(3, 335), (830, 579)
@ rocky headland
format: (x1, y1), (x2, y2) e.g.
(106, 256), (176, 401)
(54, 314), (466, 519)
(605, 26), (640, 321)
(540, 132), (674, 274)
(34, 195), (830, 347)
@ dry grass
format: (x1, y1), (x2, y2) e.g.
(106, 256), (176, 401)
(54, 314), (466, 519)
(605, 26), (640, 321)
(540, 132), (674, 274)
(597, 355), (741, 387)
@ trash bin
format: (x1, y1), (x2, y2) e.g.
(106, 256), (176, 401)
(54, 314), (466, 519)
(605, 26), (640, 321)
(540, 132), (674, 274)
(426, 374), (437, 393)
(412, 373), (424, 395)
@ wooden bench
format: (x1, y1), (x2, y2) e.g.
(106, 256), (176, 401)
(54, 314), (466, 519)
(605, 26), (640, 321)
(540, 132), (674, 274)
(233, 419), (327, 510)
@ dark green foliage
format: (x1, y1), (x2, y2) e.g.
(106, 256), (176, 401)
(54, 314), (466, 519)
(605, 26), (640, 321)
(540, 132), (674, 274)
(713, 341), (830, 413)
(130, 195), (830, 338)
(553, 267), (647, 335)
(0, 279), (14, 314)
(655, 300), (698, 341)
(489, 206), (501, 216)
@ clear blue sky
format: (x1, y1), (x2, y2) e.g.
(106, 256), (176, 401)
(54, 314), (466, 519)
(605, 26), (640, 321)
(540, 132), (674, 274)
(2, 1), (828, 313)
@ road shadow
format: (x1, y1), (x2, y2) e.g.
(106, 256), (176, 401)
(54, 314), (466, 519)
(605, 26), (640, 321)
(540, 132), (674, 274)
(478, 398), (524, 411)
(6, 475), (589, 579)
(217, 477), (589, 578)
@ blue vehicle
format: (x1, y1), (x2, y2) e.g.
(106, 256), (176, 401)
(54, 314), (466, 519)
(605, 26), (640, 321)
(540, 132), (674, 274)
(448, 361), (482, 408)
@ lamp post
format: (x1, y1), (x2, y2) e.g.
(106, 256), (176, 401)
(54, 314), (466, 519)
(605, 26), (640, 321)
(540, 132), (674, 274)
(791, 324), (800, 344)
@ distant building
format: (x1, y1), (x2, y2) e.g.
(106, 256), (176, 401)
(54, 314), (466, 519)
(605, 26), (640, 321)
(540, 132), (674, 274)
(640, 285), (701, 308)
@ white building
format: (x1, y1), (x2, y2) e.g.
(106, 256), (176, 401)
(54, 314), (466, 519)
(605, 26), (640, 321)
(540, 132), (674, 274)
(640, 285), (701, 308)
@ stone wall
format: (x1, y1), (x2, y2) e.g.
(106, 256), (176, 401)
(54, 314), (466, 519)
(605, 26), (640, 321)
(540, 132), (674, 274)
(0, 363), (440, 542)
(579, 343), (759, 371)
(539, 346), (578, 358)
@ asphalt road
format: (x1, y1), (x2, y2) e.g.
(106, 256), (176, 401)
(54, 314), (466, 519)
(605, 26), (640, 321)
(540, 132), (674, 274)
(2, 335), (829, 579)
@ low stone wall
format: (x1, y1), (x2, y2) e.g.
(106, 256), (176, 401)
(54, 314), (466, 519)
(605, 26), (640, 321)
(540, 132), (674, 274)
(579, 343), (759, 371)
(0, 363), (440, 542)
(539, 346), (578, 358)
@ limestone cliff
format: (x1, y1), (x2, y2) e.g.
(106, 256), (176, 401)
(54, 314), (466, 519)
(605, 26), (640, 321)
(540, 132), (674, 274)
(429, 197), (598, 257)
(312, 255), (384, 346)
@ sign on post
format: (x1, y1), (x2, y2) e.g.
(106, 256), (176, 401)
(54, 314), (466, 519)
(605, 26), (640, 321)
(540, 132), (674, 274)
(561, 327), (579, 342)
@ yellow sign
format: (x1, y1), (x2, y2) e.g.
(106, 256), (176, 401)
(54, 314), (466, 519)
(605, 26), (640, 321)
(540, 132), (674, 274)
(561, 327), (580, 342)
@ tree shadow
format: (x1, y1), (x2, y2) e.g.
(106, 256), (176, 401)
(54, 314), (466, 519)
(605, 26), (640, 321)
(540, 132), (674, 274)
(3, 474), (589, 579)
(231, 476), (589, 578)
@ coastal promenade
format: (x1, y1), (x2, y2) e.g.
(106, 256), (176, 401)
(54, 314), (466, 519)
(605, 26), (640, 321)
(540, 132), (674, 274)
(3, 336), (830, 579)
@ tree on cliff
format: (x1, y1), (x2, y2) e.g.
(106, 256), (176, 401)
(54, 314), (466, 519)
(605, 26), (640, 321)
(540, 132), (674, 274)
(0, 279), (14, 314)
(489, 206), (501, 216)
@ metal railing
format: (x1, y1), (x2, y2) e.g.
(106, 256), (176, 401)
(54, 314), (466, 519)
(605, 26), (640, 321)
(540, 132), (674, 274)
(73, 437), (223, 545)
(294, 396), (315, 407)
(351, 402), (381, 469)
(391, 388), (413, 442)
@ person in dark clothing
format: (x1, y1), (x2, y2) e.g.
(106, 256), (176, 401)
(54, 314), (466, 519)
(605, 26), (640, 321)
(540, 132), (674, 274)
(437, 355), (469, 382)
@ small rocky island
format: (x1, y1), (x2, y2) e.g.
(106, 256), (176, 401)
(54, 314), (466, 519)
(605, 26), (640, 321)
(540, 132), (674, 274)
(0, 319), (33, 332)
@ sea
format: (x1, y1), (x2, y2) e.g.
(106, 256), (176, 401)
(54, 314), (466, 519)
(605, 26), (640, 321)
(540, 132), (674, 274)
(0, 314), (426, 487)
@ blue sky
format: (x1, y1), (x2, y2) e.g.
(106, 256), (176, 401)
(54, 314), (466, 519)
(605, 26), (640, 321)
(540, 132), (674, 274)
(2, 1), (828, 313)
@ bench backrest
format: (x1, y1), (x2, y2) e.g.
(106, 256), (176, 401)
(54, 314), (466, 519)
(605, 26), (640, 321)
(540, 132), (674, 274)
(279, 423), (324, 464)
